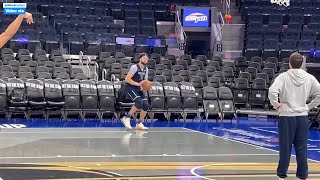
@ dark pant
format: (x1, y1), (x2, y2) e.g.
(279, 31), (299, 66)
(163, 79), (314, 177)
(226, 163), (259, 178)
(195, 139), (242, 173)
(277, 116), (309, 179)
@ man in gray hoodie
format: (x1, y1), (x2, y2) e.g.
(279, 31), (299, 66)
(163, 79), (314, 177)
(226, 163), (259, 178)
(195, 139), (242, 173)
(269, 52), (320, 180)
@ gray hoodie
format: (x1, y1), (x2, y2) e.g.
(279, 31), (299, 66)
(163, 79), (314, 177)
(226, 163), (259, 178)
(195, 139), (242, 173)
(268, 69), (320, 116)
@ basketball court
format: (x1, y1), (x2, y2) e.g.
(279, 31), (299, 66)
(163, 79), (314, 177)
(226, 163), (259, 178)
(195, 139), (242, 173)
(0, 118), (319, 180)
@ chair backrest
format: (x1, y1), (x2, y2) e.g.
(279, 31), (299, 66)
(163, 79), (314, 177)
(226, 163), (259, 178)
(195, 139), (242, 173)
(44, 79), (63, 102)
(252, 78), (267, 90)
(218, 87), (233, 100)
(203, 86), (218, 100)
(6, 78), (26, 101)
(180, 81), (197, 97)
(80, 80), (97, 96)
(163, 82), (180, 97)
(0, 79), (7, 110)
(234, 78), (249, 89)
(26, 79), (44, 100)
(144, 81), (161, 95)
(97, 80), (114, 96)
(61, 80), (80, 96)
(207, 77), (221, 88)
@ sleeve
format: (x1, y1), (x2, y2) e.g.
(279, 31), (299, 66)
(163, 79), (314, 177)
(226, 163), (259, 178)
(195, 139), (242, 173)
(129, 65), (138, 75)
(268, 74), (284, 110)
(144, 67), (149, 80)
(307, 76), (320, 110)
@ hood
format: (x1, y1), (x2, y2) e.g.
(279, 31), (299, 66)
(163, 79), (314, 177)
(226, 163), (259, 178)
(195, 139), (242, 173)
(287, 69), (308, 86)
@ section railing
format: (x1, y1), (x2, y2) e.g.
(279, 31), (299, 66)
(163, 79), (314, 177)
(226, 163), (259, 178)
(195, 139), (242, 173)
(94, 62), (99, 81)
(175, 8), (187, 50)
(79, 51), (84, 71)
(222, 0), (231, 16)
(86, 56), (91, 79)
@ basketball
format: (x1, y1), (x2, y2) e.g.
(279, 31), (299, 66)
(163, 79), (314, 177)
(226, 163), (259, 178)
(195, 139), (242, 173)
(140, 80), (152, 91)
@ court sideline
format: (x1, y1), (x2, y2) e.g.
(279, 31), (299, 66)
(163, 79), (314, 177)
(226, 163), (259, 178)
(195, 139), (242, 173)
(0, 123), (319, 180)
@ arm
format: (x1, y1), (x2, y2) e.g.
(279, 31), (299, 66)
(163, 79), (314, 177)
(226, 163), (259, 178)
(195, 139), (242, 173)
(307, 77), (320, 110)
(125, 65), (140, 87)
(0, 12), (33, 49)
(268, 74), (284, 110)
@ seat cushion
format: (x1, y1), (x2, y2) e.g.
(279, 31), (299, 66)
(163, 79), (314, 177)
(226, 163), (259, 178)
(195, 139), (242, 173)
(10, 100), (28, 106)
(47, 101), (65, 107)
(118, 102), (135, 107)
(29, 101), (47, 106)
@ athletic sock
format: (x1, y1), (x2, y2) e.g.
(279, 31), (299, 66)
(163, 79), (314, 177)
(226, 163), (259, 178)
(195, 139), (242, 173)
(125, 113), (132, 119)
(136, 119), (143, 124)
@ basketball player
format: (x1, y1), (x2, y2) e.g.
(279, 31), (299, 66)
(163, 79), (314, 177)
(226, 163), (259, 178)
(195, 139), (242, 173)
(269, 52), (320, 180)
(121, 53), (150, 130)
(0, 12), (34, 48)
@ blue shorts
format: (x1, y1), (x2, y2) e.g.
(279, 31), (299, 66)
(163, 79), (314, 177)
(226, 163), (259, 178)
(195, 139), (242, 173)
(126, 88), (146, 101)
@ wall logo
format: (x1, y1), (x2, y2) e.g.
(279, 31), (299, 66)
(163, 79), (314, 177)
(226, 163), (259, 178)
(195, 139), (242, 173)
(182, 8), (210, 27)
(185, 13), (208, 23)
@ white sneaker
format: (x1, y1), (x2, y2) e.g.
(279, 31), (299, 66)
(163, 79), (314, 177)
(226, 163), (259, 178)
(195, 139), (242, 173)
(121, 116), (132, 129)
(279, 178), (285, 180)
(136, 122), (148, 130)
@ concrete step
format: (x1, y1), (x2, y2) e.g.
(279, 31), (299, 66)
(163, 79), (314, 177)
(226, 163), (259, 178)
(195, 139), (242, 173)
(222, 40), (243, 50)
(223, 50), (243, 60)
(222, 24), (245, 41)
(167, 48), (185, 58)
(226, 15), (242, 24)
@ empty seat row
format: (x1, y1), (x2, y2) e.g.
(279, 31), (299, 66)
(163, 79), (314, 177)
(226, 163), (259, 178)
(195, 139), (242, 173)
(0, 78), (233, 121)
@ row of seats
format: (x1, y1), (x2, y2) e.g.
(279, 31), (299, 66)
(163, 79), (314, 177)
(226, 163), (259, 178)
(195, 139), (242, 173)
(50, 14), (156, 36)
(8, 28), (166, 56)
(22, 0), (210, 6)
(246, 23), (320, 37)
(102, 53), (287, 92)
(244, 39), (317, 61)
(0, 78), (236, 121)
(240, 0), (320, 8)
(1, 0), (169, 55)
(245, 13), (320, 25)
(19, 0), (178, 21)
(0, 77), (277, 121)
(240, 0), (320, 59)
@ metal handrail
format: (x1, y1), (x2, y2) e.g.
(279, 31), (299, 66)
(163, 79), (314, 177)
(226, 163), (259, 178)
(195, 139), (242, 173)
(102, 69), (107, 80)
(111, 74), (116, 82)
(79, 51), (84, 71)
(226, 0), (231, 16)
(223, 0), (231, 15)
(217, 12), (225, 40)
(176, 10), (187, 41)
(175, 9), (187, 48)
(212, 12), (225, 48)
(94, 63), (99, 81)
(86, 56), (91, 79)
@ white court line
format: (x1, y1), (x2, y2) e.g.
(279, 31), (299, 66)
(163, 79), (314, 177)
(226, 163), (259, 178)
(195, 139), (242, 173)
(251, 127), (320, 142)
(190, 163), (261, 180)
(250, 127), (278, 134)
(251, 127), (277, 129)
(183, 127), (320, 163)
(105, 171), (123, 177)
(308, 139), (320, 142)
(184, 127), (320, 180)
(308, 145), (318, 148)
(0, 154), (277, 159)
